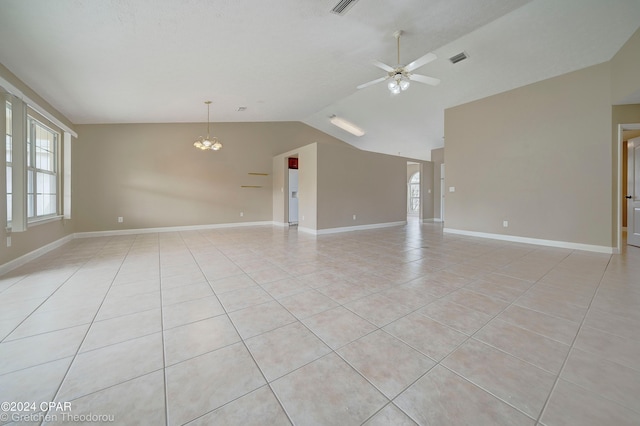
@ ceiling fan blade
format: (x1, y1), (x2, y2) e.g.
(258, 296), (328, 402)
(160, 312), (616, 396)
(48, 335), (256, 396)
(405, 52), (437, 72)
(373, 61), (395, 72)
(357, 76), (388, 89)
(409, 74), (441, 86)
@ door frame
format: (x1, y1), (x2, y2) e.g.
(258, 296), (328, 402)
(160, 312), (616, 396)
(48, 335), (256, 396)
(617, 123), (640, 253)
(407, 162), (422, 218)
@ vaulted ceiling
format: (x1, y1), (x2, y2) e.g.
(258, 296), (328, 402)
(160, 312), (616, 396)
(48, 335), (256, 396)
(1, 0), (639, 160)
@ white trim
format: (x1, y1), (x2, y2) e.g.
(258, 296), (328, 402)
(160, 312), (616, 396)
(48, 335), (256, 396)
(431, 218), (444, 223)
(0, 233), (74, 276)
(27, 215), (64, 227)
(443, 228), (614, 254)
(75, 221), (275, 238)
(63, 132), (72, 219)
(0, 77), (78, 138)
(272, 221), (289, 227)
(422, 218), (440, 223)
(301, 221), (406, 236)
(297, 226), (317, 235)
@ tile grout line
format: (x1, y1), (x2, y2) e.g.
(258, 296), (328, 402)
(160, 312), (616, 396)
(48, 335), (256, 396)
(181, 229), (297, 426)
(0, 256), (102, 345)
(374, 245), (578, 423)
(44, 236), (137, 425)
(533, 252), (614, 425)
(155, 233), (172, 426)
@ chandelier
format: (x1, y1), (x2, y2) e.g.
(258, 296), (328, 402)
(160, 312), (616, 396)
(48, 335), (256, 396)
(193, 101), (222, 151)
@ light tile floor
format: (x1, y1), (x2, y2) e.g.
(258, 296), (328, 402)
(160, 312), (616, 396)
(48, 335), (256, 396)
(1, 222), (639, 425)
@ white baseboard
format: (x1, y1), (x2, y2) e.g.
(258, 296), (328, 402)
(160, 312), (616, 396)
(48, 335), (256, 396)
(0, 233), (75, 276)
(75, 221), (274, 238)
(297, 226), (317, 235)
(300, 221), (406, 236)
(0, 221), (275, 275)
(443, 227), (614, 254)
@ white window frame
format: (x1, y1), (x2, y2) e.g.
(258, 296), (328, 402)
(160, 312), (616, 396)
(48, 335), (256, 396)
(26, 114), (60, 221)
(2, 77), (76, 232)
(409, 172), (420, 213)
(5, 99), (11, 225)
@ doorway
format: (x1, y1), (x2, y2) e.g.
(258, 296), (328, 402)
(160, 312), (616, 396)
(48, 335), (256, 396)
(617, 124), (640, 251)
(440, 163), (445, 222)
(407, 162), (421, 220)
(288, 156), (299, 225)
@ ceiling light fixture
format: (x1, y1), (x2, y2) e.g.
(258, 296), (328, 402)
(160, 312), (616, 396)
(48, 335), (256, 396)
(193, 101), (222, 151)
(357, 30), (439, 94)
(329, 115), (365, 137)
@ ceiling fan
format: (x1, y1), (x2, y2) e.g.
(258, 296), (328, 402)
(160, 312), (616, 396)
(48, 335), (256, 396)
(357, 30), (440, 94)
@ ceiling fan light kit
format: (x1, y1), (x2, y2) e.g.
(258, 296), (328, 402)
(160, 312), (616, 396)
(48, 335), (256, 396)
(193, 101), (223, 151)
(357, 30), (440, 94)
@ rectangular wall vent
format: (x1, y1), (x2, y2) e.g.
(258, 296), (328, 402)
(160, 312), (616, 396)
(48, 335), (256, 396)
(449, 52), (468, 64)
(331, 0), (360, 15)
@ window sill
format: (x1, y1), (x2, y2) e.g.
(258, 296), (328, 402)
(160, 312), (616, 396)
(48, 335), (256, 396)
(6, 215), (65, 232)
(28, 215), (65, 227)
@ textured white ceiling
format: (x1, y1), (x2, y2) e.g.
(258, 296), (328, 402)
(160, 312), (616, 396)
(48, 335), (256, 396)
(1, 0), (639, 160)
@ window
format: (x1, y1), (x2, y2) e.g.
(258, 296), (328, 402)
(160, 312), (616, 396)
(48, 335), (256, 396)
(409, 172), (420, 212)
(27, 115), (58, 219)
(5, 100), (11, 223)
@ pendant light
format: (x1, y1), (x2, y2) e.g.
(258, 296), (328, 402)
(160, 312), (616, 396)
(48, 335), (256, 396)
(193, 101), (222, 151)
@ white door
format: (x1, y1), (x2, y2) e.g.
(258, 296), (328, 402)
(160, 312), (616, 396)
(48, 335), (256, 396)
(628, 136), (640, 247)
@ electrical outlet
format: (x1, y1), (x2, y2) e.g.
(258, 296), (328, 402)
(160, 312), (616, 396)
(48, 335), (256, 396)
(240, 212), (244, 217)
(449, 186), (456, 192)
(118, 217), (124, 223)
(503, 220), (509, 228)
(353, 214), (356, 220)
(6, 236), (11, 247)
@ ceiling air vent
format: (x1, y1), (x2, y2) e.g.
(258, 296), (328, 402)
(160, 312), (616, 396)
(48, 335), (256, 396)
(331, 0), (360, 15)
(449, 52), (468, 64)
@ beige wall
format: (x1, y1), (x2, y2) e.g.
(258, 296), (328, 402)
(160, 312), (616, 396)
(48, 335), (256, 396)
(275, 142), (408, 232)
(1, 65), (75, 266)
(609, 28), (640, 247)
(611, 28), (640, 105)
(431, 148), (444, 221)
(0, 64), (74, 131)
(445, 63), (613, 247)
(272, 143), (318, 229)
(612, 104), (640, 242)
(316, 143), (407, 230)
(74, 123), (345, 232)
(421, 161), (435, 221)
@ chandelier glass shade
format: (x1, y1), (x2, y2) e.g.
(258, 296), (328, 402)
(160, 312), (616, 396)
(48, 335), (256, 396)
(194, 101), (222, 151)
(388, 74), (410, 94)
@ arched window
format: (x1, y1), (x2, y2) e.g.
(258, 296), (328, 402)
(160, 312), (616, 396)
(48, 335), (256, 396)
(409, 172), (420, 213)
